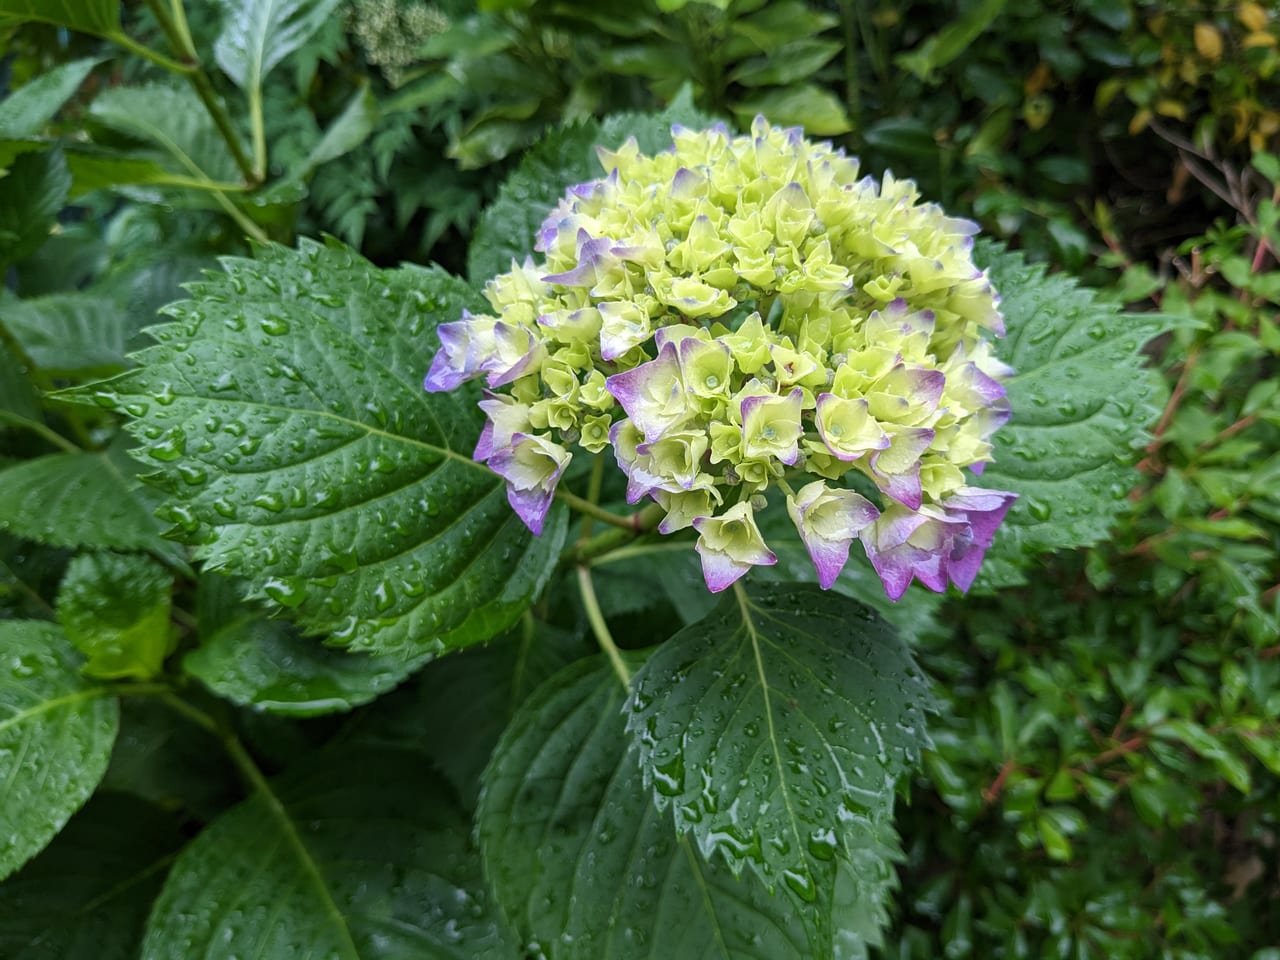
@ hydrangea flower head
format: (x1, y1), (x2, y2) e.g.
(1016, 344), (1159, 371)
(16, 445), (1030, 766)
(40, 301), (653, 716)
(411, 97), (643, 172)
(426, 117), (1017, 598)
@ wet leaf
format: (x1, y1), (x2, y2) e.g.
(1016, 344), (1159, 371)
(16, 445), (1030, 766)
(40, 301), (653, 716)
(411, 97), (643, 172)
(0, 436), (179, 560)
(56, 551), (175, 680)
(73, 239), (565, 658)
(214, 0), (343, 92)
(0, 792), (183, 960)
(478, 656), (867, 958)
(141, 744), (515, 959)
(184, 575), (427, 716)
(625, 584), (931, 903)
(0, 621), (119, 880)
(975, 243), (1178, 587)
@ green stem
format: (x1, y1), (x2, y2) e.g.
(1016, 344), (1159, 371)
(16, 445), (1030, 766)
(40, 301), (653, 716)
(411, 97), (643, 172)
(556, 489), (633, 530)
(0, 410), (80, 453)
(141, 0), (258, 186)
(167, 0), (197, 58)
(577, 564), (630, 687)
(562, 502), (666, 567)
(249, 82), (267, 182)
(578, 453), (606, 543)
(106, 30), (195, 74)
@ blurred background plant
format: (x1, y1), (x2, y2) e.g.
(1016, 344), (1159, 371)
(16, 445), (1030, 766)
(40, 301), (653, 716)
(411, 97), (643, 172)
(1, 0), (1277, 956)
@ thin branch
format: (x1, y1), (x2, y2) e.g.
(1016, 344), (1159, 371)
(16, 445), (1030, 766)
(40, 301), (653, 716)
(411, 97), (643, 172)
(577, 565), (630, 688)
(142, 0), (258, 186)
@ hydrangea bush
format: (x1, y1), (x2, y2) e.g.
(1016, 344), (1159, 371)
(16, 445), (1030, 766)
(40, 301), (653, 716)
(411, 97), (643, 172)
(0, 72), (1175, 956)
(427, 119), (1017, 599)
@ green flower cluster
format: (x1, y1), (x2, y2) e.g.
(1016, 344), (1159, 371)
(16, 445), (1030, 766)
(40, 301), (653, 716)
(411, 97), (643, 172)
(426, 118), (1016, 597)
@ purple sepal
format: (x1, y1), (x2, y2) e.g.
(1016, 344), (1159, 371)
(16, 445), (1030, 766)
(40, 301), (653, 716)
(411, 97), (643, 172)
(542, 231), (617, 288)
(424, 315), (485, 392)
(486, 433), (571, 536)
(787, 482), (880, 590)
(474, 420), (495, 462)
(696, 550), (754, 593)
(861, 486), (1017, 600)
(605, 340), (686, 443)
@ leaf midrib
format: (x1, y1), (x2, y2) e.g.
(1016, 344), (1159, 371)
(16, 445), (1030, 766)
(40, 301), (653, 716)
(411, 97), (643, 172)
(734, 584), (807, 884)
(0, 686), (111, 736)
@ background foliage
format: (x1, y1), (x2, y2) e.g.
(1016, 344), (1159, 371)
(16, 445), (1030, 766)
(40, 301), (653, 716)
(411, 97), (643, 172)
(0, 1), (1277, 958)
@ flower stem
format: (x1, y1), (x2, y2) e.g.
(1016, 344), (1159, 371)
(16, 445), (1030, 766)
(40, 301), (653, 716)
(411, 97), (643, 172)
(562, 502), (666, 566)
(556, 489), (635, 530)
(577, 564), (630, 687)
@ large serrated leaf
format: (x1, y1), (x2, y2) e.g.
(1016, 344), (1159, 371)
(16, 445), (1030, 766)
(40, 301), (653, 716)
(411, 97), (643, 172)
(0, 621), (120, 881)
(0, 436), (178, 559)
(0, 292), (133, 376)
(214, 0), (344, 92)
(141, 744), (516, 960)
(79, 239), (565, 657)
(625, 584), (932, 902)
(0, 792), (183, 960)
(478, 656), (849, 959)
(975, 243), (1172, 587)
(184, 575), (427, 716)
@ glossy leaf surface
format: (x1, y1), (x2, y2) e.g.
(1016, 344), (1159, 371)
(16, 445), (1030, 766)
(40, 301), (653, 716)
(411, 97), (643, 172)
(83, 239), (565, 657)
(625, 584), (932, 901)
(479, 656), (834, 958)
(141, 744), (515, 959)
(0, 621), (119, 880)
(976, 244), (1174, 586)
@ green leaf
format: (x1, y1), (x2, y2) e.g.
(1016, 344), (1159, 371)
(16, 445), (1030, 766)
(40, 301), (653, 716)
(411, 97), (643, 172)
(625, 584), (932, 901)
(340, 617), (587, 806)
(0, 137), (47, 175)
(184, 574), (427, 716)
(0, 58), (100, 139)
(0, 146), (69, 267)
(78, 239), (566, 658)
(64, 149), (244, 198)
(478, 656), (831, 958)
(0, 292), (132, 376)
(299, 84), (378, 175)
(730, 39), (842, 88)
(142, 744), (517, 959)
(975, 243), (1175, 587)
(0, 437), (178, 559)
(0, 336), (39, 426)
(56, 552), (174, 680)
(731, 84), (852, 136)
(214, 0), (345, 91)
(895, 0), (1009, 82)
(100, 698), (239, 821)
(0, 0), (118, 35)
(0, 792), (183, 960)
(0, 621), (119, 881)
(89, 85), (241, 184)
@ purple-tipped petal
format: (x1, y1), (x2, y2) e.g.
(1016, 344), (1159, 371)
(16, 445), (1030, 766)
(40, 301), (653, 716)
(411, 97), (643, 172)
(487, 433), (571, 536)
(605, 341), (687, 442)
(424, 315), (487, 392)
